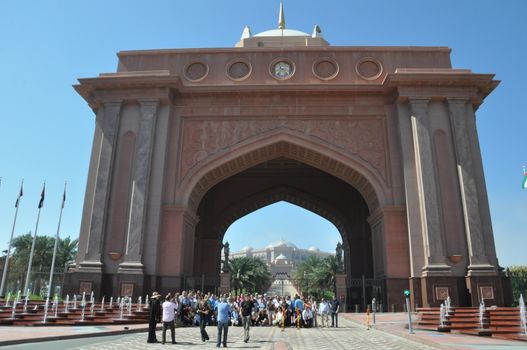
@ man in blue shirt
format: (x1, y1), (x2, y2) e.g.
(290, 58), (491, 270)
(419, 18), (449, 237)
(293, 295), (304, 327)
(216, 295), (232, 347)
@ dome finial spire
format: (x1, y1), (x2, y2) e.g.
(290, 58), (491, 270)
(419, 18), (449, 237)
(278, 2), (286, 29)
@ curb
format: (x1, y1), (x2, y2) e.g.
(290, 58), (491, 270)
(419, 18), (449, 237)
(342, 314), (449, 350)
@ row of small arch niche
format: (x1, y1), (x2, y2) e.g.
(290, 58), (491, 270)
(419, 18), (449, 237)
(183, 57), (383, 82)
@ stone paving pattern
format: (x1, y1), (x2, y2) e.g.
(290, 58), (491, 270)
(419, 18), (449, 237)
(75, 316), (438, 350)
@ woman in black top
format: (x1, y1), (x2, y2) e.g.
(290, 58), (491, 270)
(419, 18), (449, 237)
(147, 292), (162, 343)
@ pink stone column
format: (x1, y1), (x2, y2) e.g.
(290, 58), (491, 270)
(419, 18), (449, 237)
(447, 99), (495, 274)
(78, 101), (122, 272)
(408, 98), (450, 275)
(158, 207), (198, 279)
(119, 100), (159, 274)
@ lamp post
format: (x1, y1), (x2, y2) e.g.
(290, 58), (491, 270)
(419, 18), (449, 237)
(404, 289), (414, 334)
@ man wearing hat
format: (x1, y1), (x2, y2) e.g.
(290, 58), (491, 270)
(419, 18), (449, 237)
(147, 292), (162, 343)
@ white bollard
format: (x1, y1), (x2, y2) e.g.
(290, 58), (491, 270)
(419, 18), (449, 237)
(64, 295), (70, 313)
(11, 300), (18, 319)
(23, 290), (29, 314)
(519, 294), (526, 336)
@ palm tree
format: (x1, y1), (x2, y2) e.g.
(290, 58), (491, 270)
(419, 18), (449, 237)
(228, 257), (272, 296)
(293, 255), (323, 296)
(8, 234), (78, 294)
(293, 255), (337, 298)
(57, 237), (78, 271)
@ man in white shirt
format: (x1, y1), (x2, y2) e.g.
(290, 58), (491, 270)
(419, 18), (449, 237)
(302, 306), (313, 328)
(162, 293), (178, 344)
(311, 298), (318, 327)
(319, 298), (330, 328)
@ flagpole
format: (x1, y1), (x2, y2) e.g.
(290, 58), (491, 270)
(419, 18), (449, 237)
(23, 182), (45, 296)
(0, 179), (23, 297)
(47, 182), (66, 299)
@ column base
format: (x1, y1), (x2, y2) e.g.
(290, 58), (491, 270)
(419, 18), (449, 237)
(219, 273), (231, 295)
(76, 260), (103, 273)
(114, 273), (145, 298)
(385, 278), (410, 312)
(467, 264), (497, 276)
(63, 270), (103, 298)
(409, 277), (422, 309)
(420, 276), (468, 307)
(335, 273), (347, 312)
(465, 274), (511, 306)
(421, 263), (452, 277)
(118, 262), (145, 274)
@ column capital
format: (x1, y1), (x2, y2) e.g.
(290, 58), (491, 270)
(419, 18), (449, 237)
(138, 99), (160, 108)
(139, 100), (159, 119)
(446, 97), (469, 106)
(408, 96), (431, 105)
(163, 205), (200, 227)
(447, 98), (468, 121)
(102, 100), (123, 110)
(408, 97), (430, 115)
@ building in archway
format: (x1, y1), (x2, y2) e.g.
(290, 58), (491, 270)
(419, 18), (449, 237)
(229, 239), (334, 276)
(66, 6), (511, 309)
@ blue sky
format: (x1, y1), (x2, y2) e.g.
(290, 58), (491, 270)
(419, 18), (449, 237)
(0, 0), (525, 266)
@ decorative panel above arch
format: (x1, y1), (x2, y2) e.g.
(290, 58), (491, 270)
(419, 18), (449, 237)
(179, 118), (387, 184)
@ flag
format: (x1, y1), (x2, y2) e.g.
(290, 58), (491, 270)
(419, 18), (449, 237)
(38, 184), (45, 208)
(61, 185), (66, 209)
(523, 167), (527, 189)
(15, 183), (23, 208)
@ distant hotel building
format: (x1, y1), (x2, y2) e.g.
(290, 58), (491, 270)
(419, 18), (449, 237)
(230, 240), (334, 276)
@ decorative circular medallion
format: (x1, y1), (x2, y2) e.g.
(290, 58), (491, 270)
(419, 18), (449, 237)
(184, 61), (209, 82)
(312, 58), (339, 80)
(226, 58), (252, 81)
(356, 57), (383, 80)
(269, 58), (295, 80)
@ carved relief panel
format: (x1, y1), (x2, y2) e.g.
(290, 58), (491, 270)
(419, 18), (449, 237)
(179, 118), (387, 183)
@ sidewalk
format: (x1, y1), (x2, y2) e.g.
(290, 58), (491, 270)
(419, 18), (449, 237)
(342, 312), (527, 350)
(1, 313), (526, 349)
(0, 323), (151, 346)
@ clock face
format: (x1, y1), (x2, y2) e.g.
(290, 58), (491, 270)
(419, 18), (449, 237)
(274, 61), (292, 78)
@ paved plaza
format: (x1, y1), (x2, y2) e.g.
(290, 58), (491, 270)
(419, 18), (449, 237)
(1, 316), (436, 350)
(2, 314), (527, 349)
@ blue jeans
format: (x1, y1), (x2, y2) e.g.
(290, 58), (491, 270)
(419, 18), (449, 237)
(217, 321), (229, 347)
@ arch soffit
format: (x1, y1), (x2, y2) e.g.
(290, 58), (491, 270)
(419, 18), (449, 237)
(180, 131), (387, 213)
(216, 185), (352, 243)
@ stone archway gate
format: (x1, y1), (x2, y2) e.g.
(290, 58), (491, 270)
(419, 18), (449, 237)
(66, 43), (511, 308)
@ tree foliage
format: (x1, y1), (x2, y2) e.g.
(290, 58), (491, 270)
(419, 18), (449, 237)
(293, 255), (337, 299)
(6, 233), (78, 293)
(228, 256), (272, 296)
(508, 265), (527, 304)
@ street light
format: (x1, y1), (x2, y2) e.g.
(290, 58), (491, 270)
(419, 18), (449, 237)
(404, 290), (414, 334)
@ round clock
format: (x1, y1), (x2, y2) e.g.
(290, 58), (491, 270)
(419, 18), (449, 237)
(269, 58), (295, 80)
(274, 61), (291, 78)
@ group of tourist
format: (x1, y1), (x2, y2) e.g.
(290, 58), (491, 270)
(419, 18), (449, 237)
(147, 289), (341, 347)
